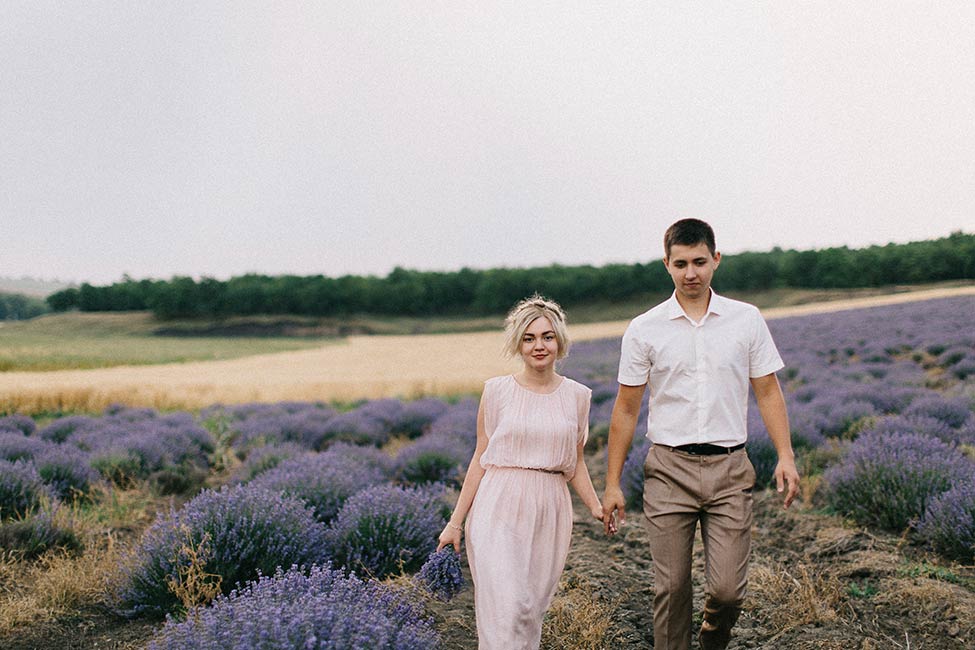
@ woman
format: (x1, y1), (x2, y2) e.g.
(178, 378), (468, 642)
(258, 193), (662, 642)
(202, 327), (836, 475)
(437, 294), (603, 649)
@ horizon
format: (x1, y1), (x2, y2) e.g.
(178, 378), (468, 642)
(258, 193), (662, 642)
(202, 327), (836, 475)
(2, 229), (971, 291)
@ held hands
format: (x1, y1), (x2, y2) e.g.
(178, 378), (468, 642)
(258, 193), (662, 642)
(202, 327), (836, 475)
(437, 522), (462, 553)
(590, 506), (604, 523)
(601, 487), (626, 536)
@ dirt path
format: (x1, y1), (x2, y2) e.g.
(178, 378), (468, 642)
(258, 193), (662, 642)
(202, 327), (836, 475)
(429, 454), (975, 649)
(2, 286), (973, 413)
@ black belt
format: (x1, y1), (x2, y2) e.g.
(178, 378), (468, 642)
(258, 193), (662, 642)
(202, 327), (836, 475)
(671, 443), (745, 456)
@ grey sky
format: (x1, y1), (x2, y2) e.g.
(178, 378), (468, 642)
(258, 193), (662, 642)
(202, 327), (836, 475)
(3, 2), (973, 284)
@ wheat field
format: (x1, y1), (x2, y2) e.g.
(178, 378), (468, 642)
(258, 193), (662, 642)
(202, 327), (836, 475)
(1, 286), (972, 414)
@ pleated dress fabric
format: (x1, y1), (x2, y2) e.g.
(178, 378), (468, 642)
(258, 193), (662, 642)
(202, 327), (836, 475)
(466, 374), (591, 650)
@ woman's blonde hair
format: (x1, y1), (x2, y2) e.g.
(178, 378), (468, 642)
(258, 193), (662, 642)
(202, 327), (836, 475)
(502, 294), (570, 360)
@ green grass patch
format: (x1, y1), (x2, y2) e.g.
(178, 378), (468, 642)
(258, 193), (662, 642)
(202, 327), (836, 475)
(0, 312), (333, 371)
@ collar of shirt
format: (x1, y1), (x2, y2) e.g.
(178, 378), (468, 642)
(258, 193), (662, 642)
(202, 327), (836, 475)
(665, 289), (726, 326)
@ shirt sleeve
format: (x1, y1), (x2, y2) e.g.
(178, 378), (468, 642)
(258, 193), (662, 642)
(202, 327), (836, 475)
(617, 322), (652, 386)
(749, 311), (784, 378)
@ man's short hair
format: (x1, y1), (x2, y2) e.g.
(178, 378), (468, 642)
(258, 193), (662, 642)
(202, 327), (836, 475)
(664, 219), (716, 258)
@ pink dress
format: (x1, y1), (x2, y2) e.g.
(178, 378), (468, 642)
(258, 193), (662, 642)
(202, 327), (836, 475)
(466, 374), (592, 650)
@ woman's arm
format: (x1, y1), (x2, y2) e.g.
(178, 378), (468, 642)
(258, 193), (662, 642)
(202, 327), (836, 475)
(569, 440), (603, 522)
(437, 399), (489, 552)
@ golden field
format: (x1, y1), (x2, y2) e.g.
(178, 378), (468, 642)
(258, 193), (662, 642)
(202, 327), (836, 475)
(1, 285), (973, 414)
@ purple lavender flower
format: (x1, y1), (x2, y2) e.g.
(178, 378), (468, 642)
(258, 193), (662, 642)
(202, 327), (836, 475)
(147, 564), (441, 649)
(231, 409), (337, 451)
(0, 414), (36, 436)
(33, 444), (99, 500)
(952, 359), (975, 380)
(251, 450), (388, 524)
(324, 484), (448, 579)
(118, 483), (328, 617)
(916, 481), (975, 563)
(319, 441), (395, 477)
(427, 399), (479, 441)
(0, 459), (54, 520)
(418, 547), (465, 600)
(321, 410), (391, 447)
(36, 415), (99, 443)
(393, 398), (450, 438)
(811, 396), (877, 438)
(902, 395), (973, 429)
(355, 398), (405, 427)
(824, 430), (973, 532)
(869, 414), (975, 446)
(230, 442), (308, 483)
(0, 432), (53, 462)
(394, 432), (472, 487)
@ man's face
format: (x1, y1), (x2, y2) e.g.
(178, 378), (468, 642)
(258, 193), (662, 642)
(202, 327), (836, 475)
(664, 242), (721, 302)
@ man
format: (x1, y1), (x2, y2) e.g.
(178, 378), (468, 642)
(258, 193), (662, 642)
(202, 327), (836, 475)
(601, 218), (800, 650)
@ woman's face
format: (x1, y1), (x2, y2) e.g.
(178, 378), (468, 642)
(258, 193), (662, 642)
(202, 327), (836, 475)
(520, 316), (559, 372)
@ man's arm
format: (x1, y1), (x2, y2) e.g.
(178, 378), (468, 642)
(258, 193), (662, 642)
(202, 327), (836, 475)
(601, 383), (646, 534)
(750, 373), (800, 508)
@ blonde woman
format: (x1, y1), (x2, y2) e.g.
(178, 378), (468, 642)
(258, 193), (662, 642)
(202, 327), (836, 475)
(438, 295), (603, 649)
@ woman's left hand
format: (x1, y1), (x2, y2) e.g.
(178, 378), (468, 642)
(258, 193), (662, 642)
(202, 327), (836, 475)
(590, 506), (604, 523)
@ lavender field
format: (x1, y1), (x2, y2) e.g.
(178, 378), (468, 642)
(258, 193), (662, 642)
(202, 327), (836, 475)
(0, 296), (973, 649)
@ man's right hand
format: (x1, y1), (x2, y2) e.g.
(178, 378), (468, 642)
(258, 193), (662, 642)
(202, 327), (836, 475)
(601, 486), (626, 535)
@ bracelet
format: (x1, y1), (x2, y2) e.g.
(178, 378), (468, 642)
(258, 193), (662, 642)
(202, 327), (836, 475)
(446, 522), (463, 531)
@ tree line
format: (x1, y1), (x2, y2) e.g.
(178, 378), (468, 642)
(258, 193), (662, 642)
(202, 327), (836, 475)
(0, 293), (49, 321)
(45, 232), (975, 319)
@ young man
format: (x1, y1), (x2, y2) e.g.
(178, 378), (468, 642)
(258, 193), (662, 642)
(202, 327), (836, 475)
(601, 218), (800, 650)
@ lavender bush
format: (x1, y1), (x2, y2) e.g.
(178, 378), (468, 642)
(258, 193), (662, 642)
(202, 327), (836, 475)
(0, 510), (81, 559)
(0, 460), (54, 520)
(916, 481), (975, 563)
(89, 449), (143, 487)
(392, 398), (450, 438)
(0, 414), (36, 436)
(118, 483), (328, 617)
(321, 441), (395, 477)
(426, 399), (479, 441)
(36, 415), (99, 443)
(33, 445), (100, 500)
(230, 442), (308, 483)
(418, 547), (465, 601)
(320, 409), (391, 447)
(0, 432), (52, 462)
(394, 432), (471, 487)
(324, 484), (447, 579)
(902, 394), (973, 430)
(251, 451), (388, 524)
(823, 430), (973, 532)
(148, 564), (441, 650)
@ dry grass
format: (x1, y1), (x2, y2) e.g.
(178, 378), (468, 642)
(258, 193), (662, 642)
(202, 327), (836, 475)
(541, 573), (625, 650)
(164, 527), (223, 615)
(0, 483), (167, 635)
(0, 541), (121, 634)
(747, 561), (845, 638)
(872, 577), (975, 644)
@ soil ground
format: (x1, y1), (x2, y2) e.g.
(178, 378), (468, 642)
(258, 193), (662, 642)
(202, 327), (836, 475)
(424, 456), (975, 650)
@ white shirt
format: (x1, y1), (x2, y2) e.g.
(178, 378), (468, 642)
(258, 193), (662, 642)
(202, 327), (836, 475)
(617, 290), (784, 447)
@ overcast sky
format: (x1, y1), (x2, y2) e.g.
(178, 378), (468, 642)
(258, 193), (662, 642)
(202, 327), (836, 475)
(3, 2), (973, 285)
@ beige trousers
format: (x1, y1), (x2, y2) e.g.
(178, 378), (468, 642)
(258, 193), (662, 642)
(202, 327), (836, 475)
(642, 444), (756, 650)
